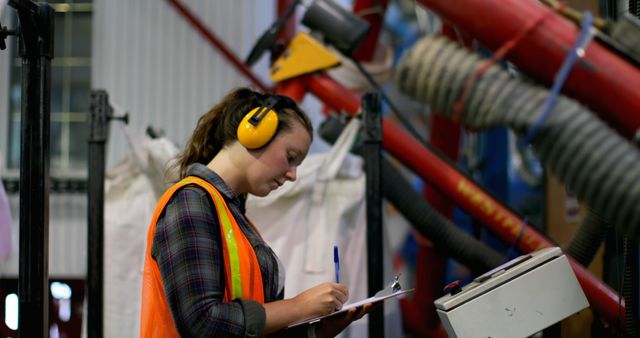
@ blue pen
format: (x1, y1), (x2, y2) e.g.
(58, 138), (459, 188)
(333, 245), (340, 283)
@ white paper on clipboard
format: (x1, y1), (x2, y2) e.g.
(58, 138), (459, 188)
(288, 288), (415, 328)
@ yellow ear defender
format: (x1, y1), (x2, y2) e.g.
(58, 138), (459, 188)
(237, 97), (280, 149)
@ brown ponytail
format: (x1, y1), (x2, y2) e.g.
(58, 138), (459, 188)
(170, 87), (313, 182)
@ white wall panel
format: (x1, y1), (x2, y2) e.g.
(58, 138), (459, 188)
(92, 0), (275, 168)
(48, 193), (87, 277)
(0, 193), (87, 277)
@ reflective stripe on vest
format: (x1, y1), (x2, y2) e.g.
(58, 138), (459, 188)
(140, 176), (264, 338)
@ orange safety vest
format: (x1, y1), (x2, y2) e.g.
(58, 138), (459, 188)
(140, 176), (265, 338)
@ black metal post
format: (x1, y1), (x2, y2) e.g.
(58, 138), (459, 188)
(362, 92), (383, 338)
(623, 238), (638, 338)
(87, 90), (111, 338)
(9, 1), (54, 337)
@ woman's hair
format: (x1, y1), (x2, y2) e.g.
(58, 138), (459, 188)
(172, 87), (313, 180)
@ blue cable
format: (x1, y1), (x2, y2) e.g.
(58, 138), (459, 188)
(522, 11), (594, 145)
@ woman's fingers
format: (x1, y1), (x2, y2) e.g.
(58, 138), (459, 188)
(295, 282), (351, 318)
(354, 303), (376, 320)
(329, 282), (349, 305)
(332, 285), (349, 304)
(315, 302), (375, 338)
(317, 283), (347, 312)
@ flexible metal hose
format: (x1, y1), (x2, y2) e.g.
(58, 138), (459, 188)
(378, 157), (506, 273)
(567, 209), (611, 266)
(396, 34), (640, 240)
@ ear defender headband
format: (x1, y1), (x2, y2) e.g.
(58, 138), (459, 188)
(237, 96), (280, 149)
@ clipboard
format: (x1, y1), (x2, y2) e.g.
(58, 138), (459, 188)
(288, 287), (415, 328)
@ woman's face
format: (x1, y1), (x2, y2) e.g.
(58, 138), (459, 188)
(246, 120), (311, 197)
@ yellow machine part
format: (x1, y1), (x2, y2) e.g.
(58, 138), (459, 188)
(269, 32), (341, 83)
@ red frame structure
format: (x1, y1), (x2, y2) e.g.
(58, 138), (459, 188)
(167, 0), (627, 330)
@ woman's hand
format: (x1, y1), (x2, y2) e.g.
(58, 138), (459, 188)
(292, 282), (349, 319)
(263, 282), (348, 334)
(314, 303), (377, 338)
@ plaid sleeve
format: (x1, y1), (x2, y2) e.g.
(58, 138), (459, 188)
(152, 185), (266, 337)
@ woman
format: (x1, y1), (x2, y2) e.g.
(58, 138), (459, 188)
(140, 87), (371, 337)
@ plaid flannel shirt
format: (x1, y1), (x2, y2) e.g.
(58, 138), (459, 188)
(152, 163), (283, 337)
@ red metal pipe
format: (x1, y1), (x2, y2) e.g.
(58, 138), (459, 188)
(401, 246), (448, 338)
(275, 78), (307, 101)
(407, 115), (461, 337)
(306, 73), (361, 112)
(352, 0), (390, 62)
(166, 0), (270, 92)
(416, 0), (640, 140)
(289, 72), (624, 326)
(277, 0), (297, 41)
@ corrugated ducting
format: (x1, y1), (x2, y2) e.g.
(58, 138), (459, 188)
(92, 0), (275, 168)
